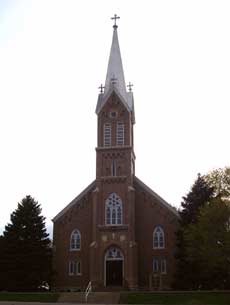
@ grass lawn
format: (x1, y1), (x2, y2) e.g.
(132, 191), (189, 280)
(0, 292), (60, 303)
(119, 291), (230, 305)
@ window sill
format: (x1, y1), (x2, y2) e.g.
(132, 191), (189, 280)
(98, 224), (129, 232)
(69, 249), (81, 252)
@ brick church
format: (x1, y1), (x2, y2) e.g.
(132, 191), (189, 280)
(53, 16), (179, 291)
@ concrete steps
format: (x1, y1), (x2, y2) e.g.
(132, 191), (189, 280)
(58, 292), (120, 304)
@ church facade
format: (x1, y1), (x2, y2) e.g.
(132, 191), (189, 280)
(53, 17), (179, 291)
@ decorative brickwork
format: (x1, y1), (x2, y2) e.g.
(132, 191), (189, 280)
(52, 20), (179, 291)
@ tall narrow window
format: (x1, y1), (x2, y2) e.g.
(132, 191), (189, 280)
(111, 160), (116, 176)
(153, 226), (165, 249)
(70, 229), (81, 250)
(105, 193), (123, 225)
(104, 123), (111, 147)
(153, 258), (159, 273)
(116, 123), (124, 146)
(152, 258), (167, 274)
(161, 259), (167, 274)
(69, 261), (81, 275)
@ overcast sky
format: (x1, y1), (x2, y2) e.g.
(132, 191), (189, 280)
(0, 0), (230, 235)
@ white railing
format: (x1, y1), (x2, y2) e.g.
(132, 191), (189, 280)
(85, 281), (92, 303)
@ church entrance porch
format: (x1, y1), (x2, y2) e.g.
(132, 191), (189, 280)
(104, 247), (124, 287)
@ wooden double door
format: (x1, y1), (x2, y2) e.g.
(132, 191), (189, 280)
(106, 260), (123, 286)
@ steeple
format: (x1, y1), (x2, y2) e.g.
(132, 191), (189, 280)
(104, 17), (126, 99)
(96, 15), (135, 123)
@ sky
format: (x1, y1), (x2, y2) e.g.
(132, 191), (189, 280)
(0, 0), (230, 235)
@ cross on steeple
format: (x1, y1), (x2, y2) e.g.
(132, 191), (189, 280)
(98, 84), (105, 93)
(127, 82), (133, 92)
(111, 14), (120, 28)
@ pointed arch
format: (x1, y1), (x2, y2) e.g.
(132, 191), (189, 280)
(105, 246), (124, 261)
(105, 193), (123, 225)
(70, 229), (81, 250)
(153, 226), (165, 249)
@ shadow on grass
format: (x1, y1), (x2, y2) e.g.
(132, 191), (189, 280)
(0, 292), (60, 303)
(119, 291), (230, 305)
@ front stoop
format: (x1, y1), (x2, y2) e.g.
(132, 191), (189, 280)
(57, 292), (120, 304)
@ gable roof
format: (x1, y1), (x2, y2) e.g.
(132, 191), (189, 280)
(134, 176), (179, 218)
(52, 180), (96, 222)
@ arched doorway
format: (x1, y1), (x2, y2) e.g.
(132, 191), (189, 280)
(104, 247), (124, 287)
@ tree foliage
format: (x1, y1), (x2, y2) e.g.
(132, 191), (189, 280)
(0, 196), (52, 291)
(174, 167), (230, 289)
(204, 167), (230, 199)
(184, 198), (230, 289)
(180, 173), (214, 225)
(173, 174), (214, 289)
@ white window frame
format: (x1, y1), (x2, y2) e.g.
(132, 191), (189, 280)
(68, 260), (81, 276)
(160, 259), (167, 274)
(153, 258), (159, 273)
(116, 123), (124, 146)
(153, 226), (165, 249)
(70, 229), (81, 251)
(104, 123), (111, 147)
(105, 192), (122, 225)
(153, 258), (167, 274)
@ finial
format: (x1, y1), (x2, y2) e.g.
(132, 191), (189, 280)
(98, 84), (105, 93)
(127, 82), (133, 92)
(111, 14), (120, 28)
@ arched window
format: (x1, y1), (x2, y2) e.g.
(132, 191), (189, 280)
(105, 247), (124, 260)
(153, 226), (165, 249)
(105, 193), (122, 225)
(70, 229), (81, 250)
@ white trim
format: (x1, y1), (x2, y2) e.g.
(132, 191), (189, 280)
(116, 122), (124, 146)
(69, 260), (82, 276)
(70, 229), (81, 251)
(105, 193), (123, 225)
(104, 123), (111, 147)
(153, 226), (165, 249)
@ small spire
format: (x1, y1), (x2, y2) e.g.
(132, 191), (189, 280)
(111, 14), (120, 28)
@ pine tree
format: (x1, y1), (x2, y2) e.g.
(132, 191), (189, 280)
(180, 173), (214, 225)
(173, 174), (214, 289)
(0, 196), (52, 291)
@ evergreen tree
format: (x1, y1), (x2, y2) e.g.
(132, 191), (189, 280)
(173, 174), (214, 289)
(180, 173), (214, 225)
(0, 196), (52, 291)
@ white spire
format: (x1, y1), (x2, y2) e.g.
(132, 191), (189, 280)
(104, 24), (127, 99)
(96, 16), (135, 123)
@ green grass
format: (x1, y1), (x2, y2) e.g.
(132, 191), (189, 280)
(0, 292), (60, 303)
(119, 292), (230, 305)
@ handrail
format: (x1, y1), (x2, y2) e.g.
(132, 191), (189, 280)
(85, 281), (92, 303)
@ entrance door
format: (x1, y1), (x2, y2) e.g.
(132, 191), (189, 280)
(106, 260), (123, 286)
(105, 247), (124, 287)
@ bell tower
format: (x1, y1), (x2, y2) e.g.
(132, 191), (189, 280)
(95, 16), (135, 184)
(90, 15), (138, 289)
